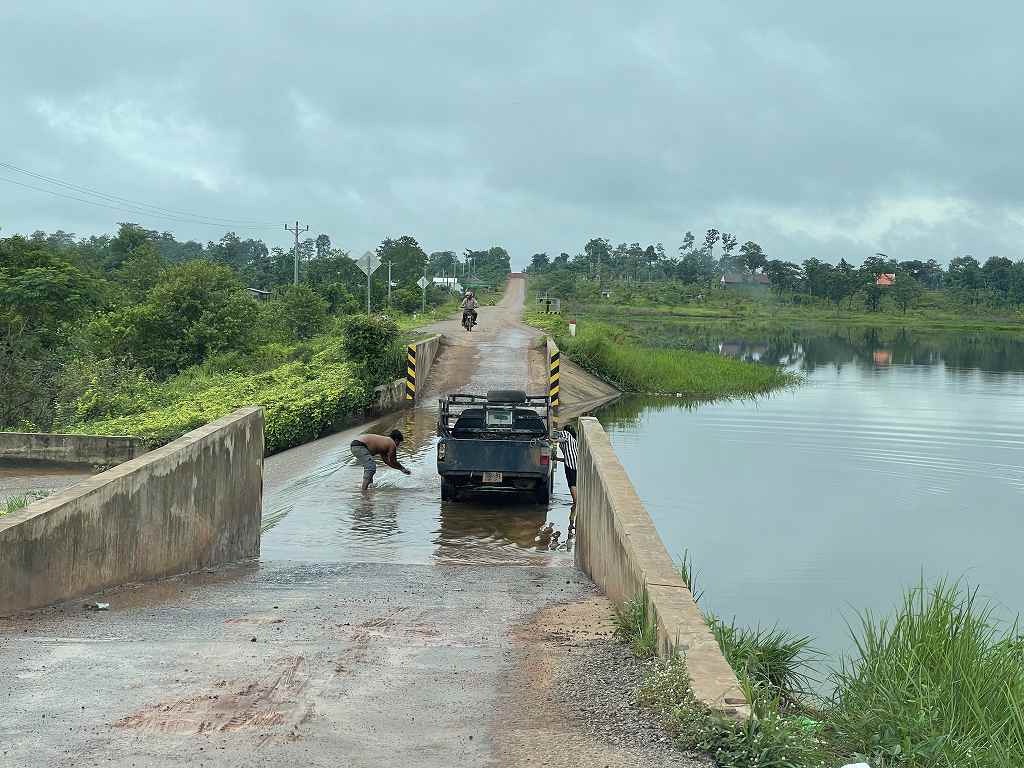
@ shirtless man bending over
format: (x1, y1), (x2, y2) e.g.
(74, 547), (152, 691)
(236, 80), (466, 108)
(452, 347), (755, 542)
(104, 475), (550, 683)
(350, 430), (411, 491)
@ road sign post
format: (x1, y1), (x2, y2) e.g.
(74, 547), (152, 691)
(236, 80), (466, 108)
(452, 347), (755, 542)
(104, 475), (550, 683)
(417, 274), (429, 313)
(356, 250), (381, 314)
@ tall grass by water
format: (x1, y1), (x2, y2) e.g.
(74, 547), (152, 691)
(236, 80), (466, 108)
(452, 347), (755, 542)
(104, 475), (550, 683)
(526, 311), (799, 399)
(831, 578), (1024, 767)
(624, 553), (1024, 767)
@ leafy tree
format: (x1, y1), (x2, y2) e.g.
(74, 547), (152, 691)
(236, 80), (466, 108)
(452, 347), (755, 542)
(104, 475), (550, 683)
(702, 229), (721, 265)
(270, 285), (328, 340)
(982, 257), (1014, 299)
(947, 255), (983, 290)
(740, 241), (768, 274)
(113, 242), (163, 302)
(0, 236), (100, 331)
(315, 234), (331, 260)
(123, 261), (258, 377)
(529, 252), (550, 272)
(893, 274), (924, 314)
(719, 232), (740, 272)
(862, 279), (883, 312)
(764, 260), (803, 293)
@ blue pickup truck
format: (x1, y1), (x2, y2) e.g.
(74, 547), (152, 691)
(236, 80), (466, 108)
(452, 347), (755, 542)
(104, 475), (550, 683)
(436, 390), (555, 503)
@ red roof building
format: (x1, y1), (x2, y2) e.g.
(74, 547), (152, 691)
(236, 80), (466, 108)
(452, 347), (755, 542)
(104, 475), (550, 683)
(876, 273), (896, 286)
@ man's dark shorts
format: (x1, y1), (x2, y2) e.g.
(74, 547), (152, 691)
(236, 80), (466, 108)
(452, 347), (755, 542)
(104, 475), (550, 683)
(564, 466), (577, 488)
(351, 440), (376, 483)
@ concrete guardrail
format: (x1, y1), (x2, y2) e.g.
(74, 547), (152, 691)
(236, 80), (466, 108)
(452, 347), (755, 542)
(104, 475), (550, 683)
(575, 416), (748, 717)
(0, 432), (146, 468)
(0, 407), (264, 615)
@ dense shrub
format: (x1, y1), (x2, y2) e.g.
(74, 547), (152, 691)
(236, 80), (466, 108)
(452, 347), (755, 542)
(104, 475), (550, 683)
(338, 313), (401, 384)
(75, 358), (370, 454)
(104, 260), (258, 377)
(267, 285), (329, 340)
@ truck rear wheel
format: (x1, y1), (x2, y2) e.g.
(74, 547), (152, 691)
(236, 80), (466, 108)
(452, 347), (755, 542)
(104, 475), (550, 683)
(441, 478), (457, 501)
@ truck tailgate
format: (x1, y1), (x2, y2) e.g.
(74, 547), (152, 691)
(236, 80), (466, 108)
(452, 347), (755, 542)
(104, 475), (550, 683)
(441, 439), (545, 474)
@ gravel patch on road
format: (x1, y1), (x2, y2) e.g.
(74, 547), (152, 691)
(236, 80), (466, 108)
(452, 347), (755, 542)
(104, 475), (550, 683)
(553, 639), (713, 767)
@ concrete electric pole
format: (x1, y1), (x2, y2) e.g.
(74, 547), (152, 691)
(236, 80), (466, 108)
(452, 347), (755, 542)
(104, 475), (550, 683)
(285, 221), (309, 285)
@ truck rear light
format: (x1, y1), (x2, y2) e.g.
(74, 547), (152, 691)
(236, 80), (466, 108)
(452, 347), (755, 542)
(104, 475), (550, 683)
(438, 443), (446, 460)
(539, 455), (549, 465)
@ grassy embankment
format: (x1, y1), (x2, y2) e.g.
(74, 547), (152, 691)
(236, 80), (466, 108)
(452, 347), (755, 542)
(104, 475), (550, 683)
(566, 285), (1024, 334)
(615, 561), (1024, 768)
(69, 285), (506, 455)
(525, 309), (799, 400)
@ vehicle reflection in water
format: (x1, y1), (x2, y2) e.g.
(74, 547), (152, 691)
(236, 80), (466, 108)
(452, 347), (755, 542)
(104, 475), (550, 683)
(261, 403), (574, 566)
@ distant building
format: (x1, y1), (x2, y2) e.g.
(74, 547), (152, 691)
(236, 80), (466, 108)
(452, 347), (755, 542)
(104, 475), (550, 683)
(720, 272), (770, 288)
(876, 273), (896, 286)
(246, 287), (272, 301)
(432, 277), (464, 294)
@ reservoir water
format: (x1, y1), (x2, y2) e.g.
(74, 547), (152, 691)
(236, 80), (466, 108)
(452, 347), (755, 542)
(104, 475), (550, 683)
(597, 325), (1024, 669)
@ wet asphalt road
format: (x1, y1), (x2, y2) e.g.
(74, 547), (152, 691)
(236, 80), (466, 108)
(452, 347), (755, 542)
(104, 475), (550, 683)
(0, 277), (592, 768)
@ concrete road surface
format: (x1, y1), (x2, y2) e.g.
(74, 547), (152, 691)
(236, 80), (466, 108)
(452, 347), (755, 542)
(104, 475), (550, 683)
(0, 277), (689, 768)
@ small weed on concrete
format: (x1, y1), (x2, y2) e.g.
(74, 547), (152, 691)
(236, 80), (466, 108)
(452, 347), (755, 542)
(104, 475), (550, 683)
(0, 490), (49, 518)
(612, 591), (658, 658)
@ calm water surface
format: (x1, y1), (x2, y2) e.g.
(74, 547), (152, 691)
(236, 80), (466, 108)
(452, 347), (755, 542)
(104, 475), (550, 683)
(598, 326), (1024, 665)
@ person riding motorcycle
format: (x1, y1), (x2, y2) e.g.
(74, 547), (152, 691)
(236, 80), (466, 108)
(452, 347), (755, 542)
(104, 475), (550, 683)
(461, 290), (478, 327)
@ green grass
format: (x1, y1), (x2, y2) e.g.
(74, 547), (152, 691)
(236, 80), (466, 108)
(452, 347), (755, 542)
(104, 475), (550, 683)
(0, 489), (51, 517)
(1, 495), (27, 517)
(830, 578), (1024, 767)
(612, 590), (659, 657)
(526, 310), (800, 399)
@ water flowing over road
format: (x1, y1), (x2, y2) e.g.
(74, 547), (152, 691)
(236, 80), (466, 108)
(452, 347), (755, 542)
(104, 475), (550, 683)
(2, 278), (692, 768)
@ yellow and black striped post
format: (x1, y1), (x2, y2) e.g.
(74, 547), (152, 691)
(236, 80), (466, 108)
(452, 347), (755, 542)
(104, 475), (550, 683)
(549, 346), (560, 408)
(405, 343), (417, 401)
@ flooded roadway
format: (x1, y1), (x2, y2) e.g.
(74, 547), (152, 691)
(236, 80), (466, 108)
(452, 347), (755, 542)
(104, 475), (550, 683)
(3, 276), (665, 768)
(262, 279), (576, 565)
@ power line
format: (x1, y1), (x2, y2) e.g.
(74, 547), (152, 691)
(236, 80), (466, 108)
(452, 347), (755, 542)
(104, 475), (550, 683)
(0, 174), (282, 230)
(0, 160), (280, 229)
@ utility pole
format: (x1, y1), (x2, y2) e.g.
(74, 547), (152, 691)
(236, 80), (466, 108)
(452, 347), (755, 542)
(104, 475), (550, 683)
(285, 221), (309, 285)
(422, 259), (428, 313)
(387, 261), (392, 309)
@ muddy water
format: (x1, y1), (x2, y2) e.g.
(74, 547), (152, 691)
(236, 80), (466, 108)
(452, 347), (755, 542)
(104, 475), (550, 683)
(261, 290), (574, 566)
(598, 326), (1024, 665)
(261, 405), (575, 565)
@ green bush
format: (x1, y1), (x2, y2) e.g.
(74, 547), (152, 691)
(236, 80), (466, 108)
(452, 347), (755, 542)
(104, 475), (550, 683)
(638, 658), (832, 768)
(53, 355), (157, 427)
(338, 313), (401, 385)
(267, 285), (329, 340)
(74, 358), (370, 454)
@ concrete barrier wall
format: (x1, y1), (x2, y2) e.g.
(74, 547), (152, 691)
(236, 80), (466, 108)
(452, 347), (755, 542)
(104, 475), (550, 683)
(411, 334), (441, 403)
(0, 407), (264, 614)
(0, 432), (146, 467)
(575, 417), (748, 717)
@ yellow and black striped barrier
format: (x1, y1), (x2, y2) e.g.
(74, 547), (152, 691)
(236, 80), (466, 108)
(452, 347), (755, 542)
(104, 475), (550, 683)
(405, 343), (417, 401)
(549, 345), (560, 408)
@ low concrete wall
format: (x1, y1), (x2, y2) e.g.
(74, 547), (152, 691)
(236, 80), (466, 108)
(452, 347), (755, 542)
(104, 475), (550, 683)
(371, 379), (408, 415)
(0, 432), (146, 468)
(575, 417), (747, 717)
(0, 407), (264, 614)
(411, 334), (441, 403)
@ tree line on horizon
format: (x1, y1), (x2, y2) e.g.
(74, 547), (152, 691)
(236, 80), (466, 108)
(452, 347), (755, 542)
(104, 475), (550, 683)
(0, 223), (511, 431)
(527, 230), (1024, 310)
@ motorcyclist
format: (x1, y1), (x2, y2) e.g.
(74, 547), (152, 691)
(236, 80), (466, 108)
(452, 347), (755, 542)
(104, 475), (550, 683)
(461, 289), (478, 326)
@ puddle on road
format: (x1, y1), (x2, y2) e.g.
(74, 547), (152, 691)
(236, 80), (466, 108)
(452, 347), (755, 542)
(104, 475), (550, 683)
(260, 405), (575, 566)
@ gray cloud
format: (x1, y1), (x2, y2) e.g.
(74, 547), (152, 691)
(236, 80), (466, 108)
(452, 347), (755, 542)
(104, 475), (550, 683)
(2, 1), (1022, 267)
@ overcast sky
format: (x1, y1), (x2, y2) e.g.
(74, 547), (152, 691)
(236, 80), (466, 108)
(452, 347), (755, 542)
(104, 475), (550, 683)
(2, 2), (1022, 269)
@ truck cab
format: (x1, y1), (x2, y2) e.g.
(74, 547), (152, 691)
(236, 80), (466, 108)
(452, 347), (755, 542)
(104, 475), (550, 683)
(436, 390), (555, 503)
